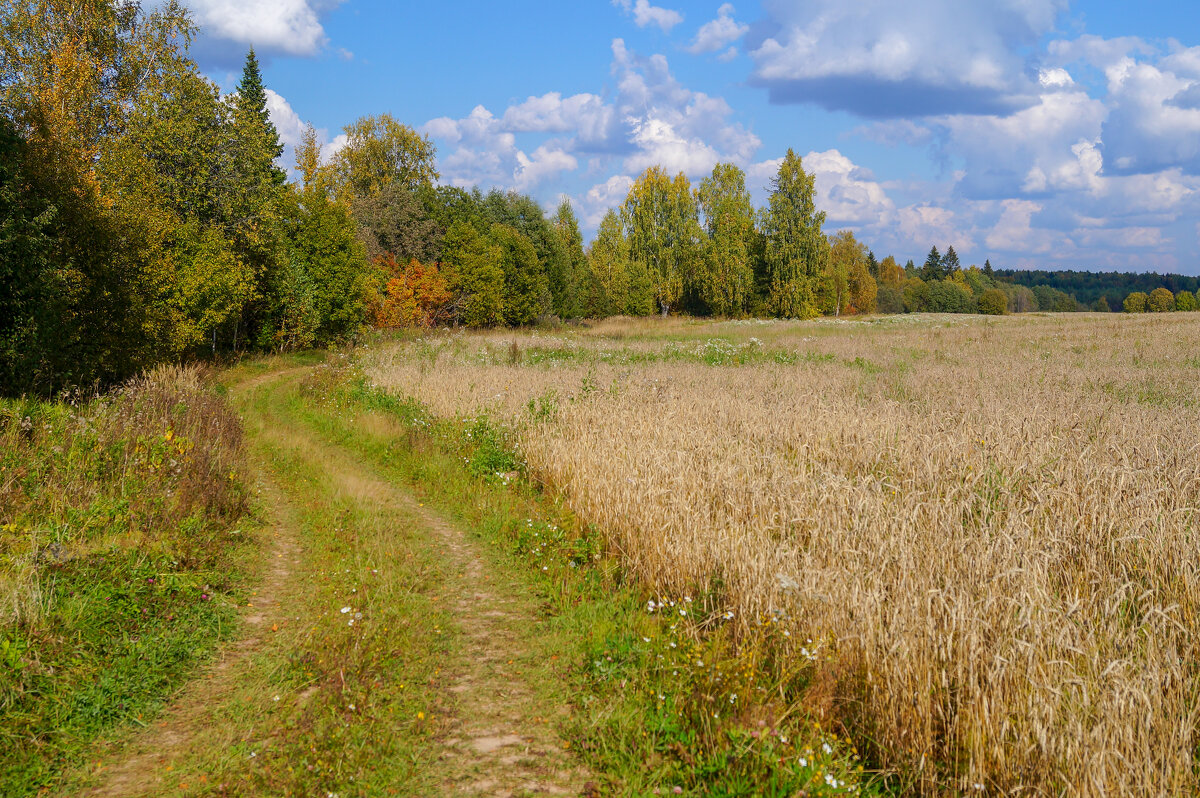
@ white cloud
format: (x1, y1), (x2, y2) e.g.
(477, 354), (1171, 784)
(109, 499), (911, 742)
(938, 84), (1107, 199)
(804, 149), (895, 226)
(179, 0), (343, 57)
(688, 4), (748, 55)
(582, 175), (636, 226)
(423, 38), (759, 199)
(1099, 57), (1200, 175)
(514, 146), (579, 192)
(985, 200), (1061, 254)
(897, 204), (974, 252)
(321, 133), (347, 164)
(265, 88), (306, 150)
(747, 0), (1066, 117)
(613, 0), (683, 33)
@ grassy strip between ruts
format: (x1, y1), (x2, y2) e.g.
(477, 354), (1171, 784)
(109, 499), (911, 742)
(298, 357), (878, 797)
(59, 358), (455, 797)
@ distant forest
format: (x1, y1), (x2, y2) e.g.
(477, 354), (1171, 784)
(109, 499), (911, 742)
(2, 1), (1197, 397)
(993, 269), (1200, 312)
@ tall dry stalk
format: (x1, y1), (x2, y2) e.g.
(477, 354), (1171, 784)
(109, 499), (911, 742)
(362, 314), (1200, 795)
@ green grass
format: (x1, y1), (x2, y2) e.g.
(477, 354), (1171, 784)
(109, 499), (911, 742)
(304, 362), (877, 796)
(0, 371), (252, 796)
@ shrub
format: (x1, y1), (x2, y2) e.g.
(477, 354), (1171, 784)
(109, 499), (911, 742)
(978, 288), (1007, 315)
(1124, 291), (1149, 313)
(1148, 287), (1175, 312)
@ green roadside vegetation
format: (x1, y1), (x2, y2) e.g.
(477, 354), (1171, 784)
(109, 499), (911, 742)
(297, 356), (876, 796)
(5, 355), (875, 796)
(0, 367), (253, 795)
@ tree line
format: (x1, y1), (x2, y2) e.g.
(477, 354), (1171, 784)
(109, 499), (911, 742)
(3, 1), (1194, 397)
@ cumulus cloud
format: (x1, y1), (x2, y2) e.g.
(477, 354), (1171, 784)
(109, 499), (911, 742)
(514, 146), (579, 192)
(1099, 57), (1200, 175)
(746, 0), (1066, 117)
(423, 38), (760, 198)
(897, 204), (975, 252)
(581, 175), (636, 226)
(803, 149), (895, 226)
(935, 80), (1106, 199)
(174, 0), (344, 64)
(612, 0), (683, 33)
(688, 4), (748, 55)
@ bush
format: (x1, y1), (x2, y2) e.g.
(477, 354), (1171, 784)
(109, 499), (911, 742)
(0, 365), (249, 792)
(978, 288), (1007, 315)
(1148, 287), (1175, 312)
(1124, 292), (1149, 313)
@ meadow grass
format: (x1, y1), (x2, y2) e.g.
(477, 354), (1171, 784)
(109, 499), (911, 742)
(300, 360), (873, 795)
(0, 366), (252, 795)
(358, 312), (1200, 795)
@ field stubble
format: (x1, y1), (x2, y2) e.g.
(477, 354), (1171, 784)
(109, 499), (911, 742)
(361, 313), (1200, 795)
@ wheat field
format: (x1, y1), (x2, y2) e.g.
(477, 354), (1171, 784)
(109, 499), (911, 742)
(360, 313), (1200, 795)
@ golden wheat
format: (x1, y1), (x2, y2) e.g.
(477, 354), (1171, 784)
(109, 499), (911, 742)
(362, 313), (1200, 796)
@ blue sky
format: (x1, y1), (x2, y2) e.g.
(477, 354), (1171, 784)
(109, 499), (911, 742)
(186, 0), (1200, 274)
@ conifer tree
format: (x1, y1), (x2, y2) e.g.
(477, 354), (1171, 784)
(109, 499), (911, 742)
(921, 246), (942, 282)
(942, 245), (961, 278)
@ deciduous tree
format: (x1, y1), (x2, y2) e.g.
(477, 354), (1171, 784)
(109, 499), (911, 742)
(762, 149), (826, 318)
(696, 162), (755, 317)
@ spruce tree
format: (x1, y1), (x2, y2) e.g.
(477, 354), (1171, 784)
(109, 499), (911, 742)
(942, 245), (961, 278)
(920, 246), (942, 282)
(233, 48), (285, 188)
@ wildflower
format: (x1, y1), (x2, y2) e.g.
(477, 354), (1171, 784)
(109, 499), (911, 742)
(348, 704), (355, 711)
(799, 757), (808, 767)
(272, 695), (280, 702)
(340, 607), (351, 614)
(417, 711), (425, 720)
(823, 743), (833, 754)
(642, 637), (651, 643)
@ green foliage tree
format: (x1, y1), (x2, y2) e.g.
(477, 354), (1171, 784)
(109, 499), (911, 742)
(480, 189), (567, 316)
(1124, 292), (1149, 313)
(927, 280), (976, 313)
(903, 278), (931, 313)
(283, 185), (368, 343)
(1032, 284), (1078, 312)
(978, 288), (1007, 315)
(941, 245), (961, 278)
(551, 198), (586, 318)
(442, 222), (503, 327)
(1175, 290), (1196, 311)
(623, 166), (702, 315)
(582, 209), (632, 317)
(1091, 296), (1111, 312)
(1148, 287), (1175, 312)
(489, 223), (547, 325)
(696, 162), (755, 317)
(328, 114), (438, 202)
(0, 119), (57, 392)
(762, 149), (827, 318)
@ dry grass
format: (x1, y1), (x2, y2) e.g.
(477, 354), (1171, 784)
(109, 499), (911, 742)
(360, 313), (1200, 795)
